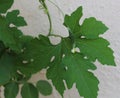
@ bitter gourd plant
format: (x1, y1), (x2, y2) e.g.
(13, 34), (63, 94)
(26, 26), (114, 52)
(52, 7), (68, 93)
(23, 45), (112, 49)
(0, 0), (116, 98)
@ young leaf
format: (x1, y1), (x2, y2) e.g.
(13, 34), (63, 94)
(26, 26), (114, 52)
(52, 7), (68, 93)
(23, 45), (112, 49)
(80, 17), (108, 39)
(36, 80), (52, 96)
(21, 83), (38, 98)
(6, 10), (27, 27)
(0, 54), (16, 85)
(76, 38), (116, 65)
(0, 0), (14, 13)
(62, 53), (99, 98)
(4, 82), (19, 98)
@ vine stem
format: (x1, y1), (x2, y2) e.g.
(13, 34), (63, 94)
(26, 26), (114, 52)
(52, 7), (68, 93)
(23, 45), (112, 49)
(46, 8), (52, 36)
(39, 0), (53, 36)
(39, 0), (65, 38)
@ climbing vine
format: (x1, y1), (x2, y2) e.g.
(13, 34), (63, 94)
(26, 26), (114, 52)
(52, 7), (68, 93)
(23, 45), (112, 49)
(0, 0), (116, 98)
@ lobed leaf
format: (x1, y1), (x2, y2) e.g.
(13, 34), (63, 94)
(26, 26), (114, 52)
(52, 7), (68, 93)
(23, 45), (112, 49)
(47, 37), (99, 98)
(0, 15), (24, 52)
(6, 10), (27, 27)
(76, 38), (116, 66)
(64, 6), (108, 39)
(0, 2), (115, 98)
(62, 53), (99, 98)
(80, 17), (108, 39)
(64, 6), (82, 36)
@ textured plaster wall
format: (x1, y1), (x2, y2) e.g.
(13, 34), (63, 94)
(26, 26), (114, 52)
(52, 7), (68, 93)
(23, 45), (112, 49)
(3, 0), (120, 98)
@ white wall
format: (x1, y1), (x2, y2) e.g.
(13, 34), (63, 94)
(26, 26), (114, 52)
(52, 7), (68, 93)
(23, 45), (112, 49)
(8, 0), (120, 98)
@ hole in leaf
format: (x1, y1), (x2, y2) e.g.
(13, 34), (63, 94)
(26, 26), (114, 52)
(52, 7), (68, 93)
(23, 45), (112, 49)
(84, 56), (88, 59)
(30, 59), (34, 62)
(76, 47), (80, 53)
(63, 80), (68, 89)
(65, 66), (68, 70)
(62, 54), (65, 58)
(71, 47), (80, 53)
(9, 24), (15, 27)
(21, 49), (24, 52)
(50, 56), (55, 62)
(81, 36), (85, 38)
(22, 60), (29, 64)
(17, 70), (23, 75)
(71, 48), (76, 53)
(21, 48), (26, 53)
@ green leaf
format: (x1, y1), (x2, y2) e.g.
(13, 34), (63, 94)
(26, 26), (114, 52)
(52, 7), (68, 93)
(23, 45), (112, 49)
(0, 4), (116, 98)
(80, 17), (108, 39)
(64, 7), (108, 39)
(47, 60), (66, 96)
(76, 38), (116, 65)
(18, 35), (33, 50)
(36, 80), (52, 96)
(0, 0), (14, 13)
(47, 37), (99, 98)
(0, 15), (24, 52)
(0, 27), (23, 52)
(47, 42), (99, 98)
(17, 35), (61, 75)
(0, 54), (16, 85)
(4, 82), (19, 98)
(46, 38), (72, 96)
(21, 83), (38, 98)
(62, 53), (99, 98)
(64, 6), (82, 37)
(19, 35), (33, 45)
(0, 15), (8, 28)
(6, 10), (27, 27)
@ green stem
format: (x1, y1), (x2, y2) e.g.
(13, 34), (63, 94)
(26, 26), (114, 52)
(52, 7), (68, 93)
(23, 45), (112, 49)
(47, 10), (52, 36)
(39, 0), (64, 38)
(39, 0), (52, 35)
